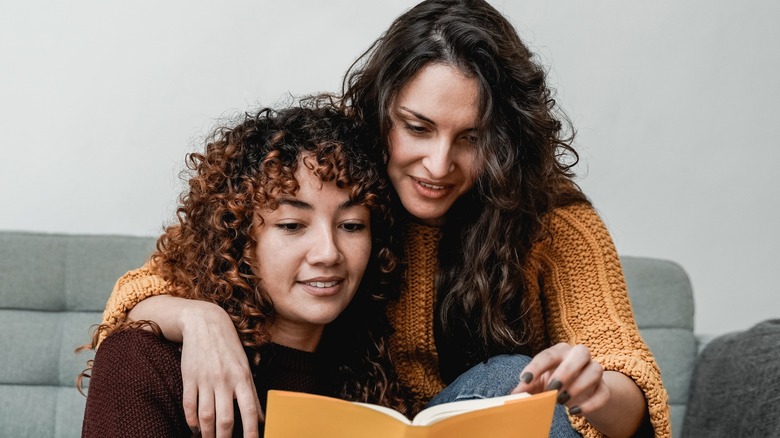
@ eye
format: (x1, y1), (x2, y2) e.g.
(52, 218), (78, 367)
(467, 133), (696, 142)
(404, 123), (429, 135)
(275, 222), (304, 233)
(340, 222), (367, 233)
(461, 133), (478, 145)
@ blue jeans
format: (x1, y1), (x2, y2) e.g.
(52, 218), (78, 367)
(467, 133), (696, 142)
(427, 354), (581, 438)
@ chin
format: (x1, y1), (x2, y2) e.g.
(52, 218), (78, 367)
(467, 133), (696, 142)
(304, 312), (342, 326)
(406, 206), (447, 225)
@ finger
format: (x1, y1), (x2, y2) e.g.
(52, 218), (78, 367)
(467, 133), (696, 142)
(511, 369), (551, 394)
(512, 343), (570, 394)
(565, 361), (604, 406)
(197, 388), (217, 438)
(546, 344), (591, 391)
(568, 376), (610, 416)
(235, 382), (261, 438)
(214, 390), (235, 438)
(182, 381), (200, 435)
(565, 360), (605, 408)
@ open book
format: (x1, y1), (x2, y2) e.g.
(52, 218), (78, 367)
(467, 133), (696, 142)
(264, 389), (557, 438)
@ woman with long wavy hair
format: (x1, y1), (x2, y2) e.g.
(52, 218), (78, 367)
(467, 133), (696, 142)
(89, 1), (670, 437)
(81, 100), (406, 437)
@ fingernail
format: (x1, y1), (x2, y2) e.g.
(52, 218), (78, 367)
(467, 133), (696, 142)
(556, 390), (570, 405)
(569, 406), (582, 415)
(520, 372), (533, 384)
(546, 379), (562, 391)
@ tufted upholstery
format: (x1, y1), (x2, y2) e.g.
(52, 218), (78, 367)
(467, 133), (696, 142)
(0, 231), (155, 438)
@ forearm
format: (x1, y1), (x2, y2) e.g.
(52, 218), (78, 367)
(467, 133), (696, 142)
(128, 295), (188, 342)
(585, 371), (647, 438)
(129, 295), (231, 344)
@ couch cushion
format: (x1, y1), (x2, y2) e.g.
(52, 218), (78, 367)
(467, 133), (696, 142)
(0, 232), (156, 312)
(0, 231), (155, 438)
(621, 256), (697, 438)
(682, 319), (780, 437)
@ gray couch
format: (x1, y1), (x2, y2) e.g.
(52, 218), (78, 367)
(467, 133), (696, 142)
(0, 231), (757, 437)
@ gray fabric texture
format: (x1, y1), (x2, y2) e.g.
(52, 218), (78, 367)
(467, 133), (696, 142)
(681, 319), (780, 438)
(0, 231), (155, 438)
(622, 256), (698, 437)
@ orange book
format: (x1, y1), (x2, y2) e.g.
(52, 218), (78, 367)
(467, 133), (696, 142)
(264, 389), (557, 438)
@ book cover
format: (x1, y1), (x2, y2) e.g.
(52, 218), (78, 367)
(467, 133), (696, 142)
(264, 389), (557, 438)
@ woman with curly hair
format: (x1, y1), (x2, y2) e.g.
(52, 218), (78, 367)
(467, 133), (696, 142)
(81, 101), (406, 437)
(91, 1), (671, 437)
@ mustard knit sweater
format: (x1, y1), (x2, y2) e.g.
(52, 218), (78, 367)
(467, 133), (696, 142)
(100, 203), (670, 438)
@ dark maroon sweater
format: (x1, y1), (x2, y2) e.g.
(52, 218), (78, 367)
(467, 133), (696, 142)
(82, 329), (330, 437)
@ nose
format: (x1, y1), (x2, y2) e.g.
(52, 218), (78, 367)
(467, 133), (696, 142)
(306, 224), (343, 266)
(422, 138), (454, 179)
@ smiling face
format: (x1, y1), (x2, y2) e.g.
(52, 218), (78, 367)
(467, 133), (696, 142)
(254, 159), (372, 351)
(386, 63), (482, 225)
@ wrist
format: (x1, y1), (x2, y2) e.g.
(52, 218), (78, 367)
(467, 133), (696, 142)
(179, 300), (230, 339)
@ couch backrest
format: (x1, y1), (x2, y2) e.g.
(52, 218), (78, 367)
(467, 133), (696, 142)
(0, 231), (156, 438)
(0, 232), (696, 437)
(621, 256), (697, 438)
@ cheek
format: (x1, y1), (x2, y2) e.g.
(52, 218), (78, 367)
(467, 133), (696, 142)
(358, 237), (372, 269)
(461, 150), (482, 185)
(253, 236), (288, 279)
(347, 236), (372, 275)
(386, 128), (412, 166)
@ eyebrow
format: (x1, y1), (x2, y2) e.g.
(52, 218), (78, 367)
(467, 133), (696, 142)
(398, 105), (478, 134)
(398, 105), (436, 126)
(277, 198), (360, 210)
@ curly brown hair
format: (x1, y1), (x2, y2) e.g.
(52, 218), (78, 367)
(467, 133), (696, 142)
(342, 0), (591, 380)
(84, 98), (406, 411)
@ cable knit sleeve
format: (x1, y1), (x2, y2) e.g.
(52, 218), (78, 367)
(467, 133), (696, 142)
(536, 203), (671, 438)
(99, 262), (170, 344)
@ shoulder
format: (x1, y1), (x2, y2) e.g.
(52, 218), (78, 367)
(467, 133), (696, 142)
(99, 327), (171, 350)
(95, 328), (181, 372)
(546, 202), (608, 236)
(529, 202), (622, 281)
(84, 332), (187, 437)
(534, 202), (616, 257)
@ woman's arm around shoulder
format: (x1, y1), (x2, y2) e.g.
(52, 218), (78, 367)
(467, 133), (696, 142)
(97, 262), (263, 438)
(99, 262), (170, 343)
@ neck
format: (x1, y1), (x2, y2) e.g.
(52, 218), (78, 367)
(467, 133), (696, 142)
(268, 321), (324, 352)
(404, 210), (445, 228)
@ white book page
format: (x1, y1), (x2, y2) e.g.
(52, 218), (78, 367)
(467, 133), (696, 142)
(412, 392), (531, 426)
(352, 402), (413, 425)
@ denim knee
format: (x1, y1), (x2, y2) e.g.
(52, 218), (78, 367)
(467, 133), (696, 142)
(428, 354), (532, 405)
(428, 354), (582, 437)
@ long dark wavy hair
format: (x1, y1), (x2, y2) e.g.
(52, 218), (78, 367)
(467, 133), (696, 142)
(82, 98), (406, 412)
(342, 0), (590, 378)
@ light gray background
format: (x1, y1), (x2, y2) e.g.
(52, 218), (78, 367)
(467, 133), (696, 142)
(1, 1), (778, 336)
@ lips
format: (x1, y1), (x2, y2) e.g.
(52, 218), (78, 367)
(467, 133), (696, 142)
(298, 277), (344, 297)
(417, 180), (445, 190)
(305, 280), (339, 288)
(411, 176), (452, 199)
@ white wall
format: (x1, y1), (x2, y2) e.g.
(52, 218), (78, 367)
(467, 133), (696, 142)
(1, 1), (777, 336)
